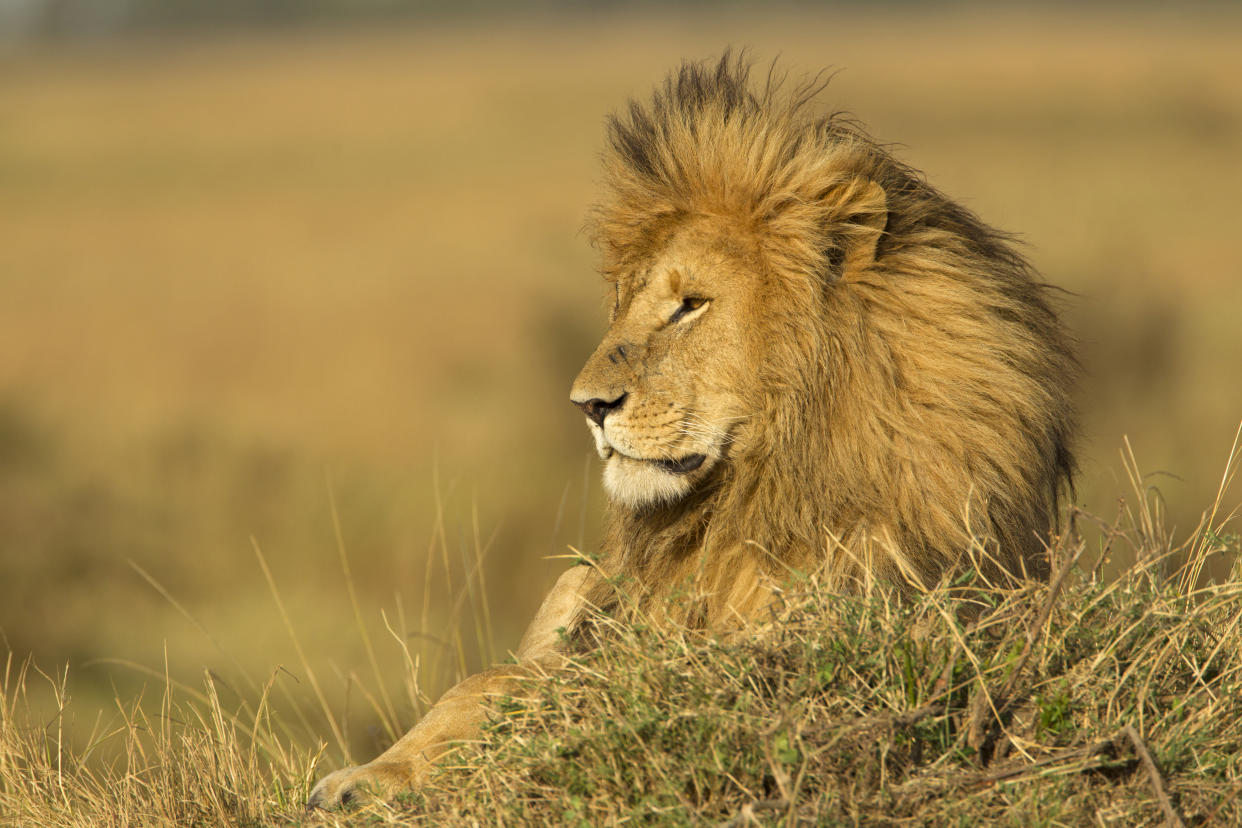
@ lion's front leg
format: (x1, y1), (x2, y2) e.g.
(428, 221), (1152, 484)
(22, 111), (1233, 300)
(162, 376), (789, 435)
(306, 665), (523, 809)
(307, 565), (600, 810)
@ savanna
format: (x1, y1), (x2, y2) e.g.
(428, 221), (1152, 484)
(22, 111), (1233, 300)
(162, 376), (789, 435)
(1, 6), (1239, 825)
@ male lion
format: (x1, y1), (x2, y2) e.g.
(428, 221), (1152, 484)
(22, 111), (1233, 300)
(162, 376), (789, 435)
(308, 54), (1075, 809)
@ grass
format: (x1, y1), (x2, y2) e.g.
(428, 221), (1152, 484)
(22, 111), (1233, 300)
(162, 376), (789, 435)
(2, 433), (1239, 826)
(417, 564), (1242, 826)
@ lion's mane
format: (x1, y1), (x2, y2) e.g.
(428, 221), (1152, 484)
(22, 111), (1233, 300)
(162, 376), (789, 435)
(583, 55), (1075, 623)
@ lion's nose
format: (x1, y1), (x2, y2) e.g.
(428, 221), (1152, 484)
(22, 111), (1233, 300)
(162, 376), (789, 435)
(574, 393), (627, 427)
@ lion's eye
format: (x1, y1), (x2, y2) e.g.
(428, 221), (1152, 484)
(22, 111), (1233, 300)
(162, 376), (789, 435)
(669, 297), (708, 324)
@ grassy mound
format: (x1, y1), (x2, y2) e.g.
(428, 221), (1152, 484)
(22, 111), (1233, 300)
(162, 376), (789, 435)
(410, 540), (1239, 826)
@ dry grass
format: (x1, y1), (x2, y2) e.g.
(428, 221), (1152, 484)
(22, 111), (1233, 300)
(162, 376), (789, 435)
(0, 5), (1240, 823)
(2, 432), (1239, 826)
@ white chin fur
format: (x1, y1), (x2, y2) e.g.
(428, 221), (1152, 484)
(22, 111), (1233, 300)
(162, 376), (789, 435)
(603, 455), (693, 508)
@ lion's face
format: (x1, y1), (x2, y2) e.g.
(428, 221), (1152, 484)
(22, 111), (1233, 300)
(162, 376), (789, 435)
(571, 219), (768, 509)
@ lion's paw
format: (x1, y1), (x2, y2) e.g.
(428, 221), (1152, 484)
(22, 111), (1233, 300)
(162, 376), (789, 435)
(306, 761), (411, 811)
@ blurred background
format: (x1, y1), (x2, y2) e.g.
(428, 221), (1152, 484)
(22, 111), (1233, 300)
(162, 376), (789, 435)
(2, 1), (1240, 766)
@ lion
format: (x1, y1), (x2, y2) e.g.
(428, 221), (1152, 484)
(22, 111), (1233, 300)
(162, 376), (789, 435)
(307, 53), (1075, 809)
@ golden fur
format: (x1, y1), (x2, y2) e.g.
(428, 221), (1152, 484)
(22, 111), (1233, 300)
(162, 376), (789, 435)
(308, 54), (1075, 809)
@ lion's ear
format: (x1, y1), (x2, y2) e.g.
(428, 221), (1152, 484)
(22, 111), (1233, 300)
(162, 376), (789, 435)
(763, 177), (888, 284)
(830, 178), (887, 278)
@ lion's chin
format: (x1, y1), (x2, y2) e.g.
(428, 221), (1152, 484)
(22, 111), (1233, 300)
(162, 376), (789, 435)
(602, 453), (708, 509)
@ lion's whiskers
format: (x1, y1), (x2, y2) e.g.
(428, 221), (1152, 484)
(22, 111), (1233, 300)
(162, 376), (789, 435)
(678, 412), (748, 447)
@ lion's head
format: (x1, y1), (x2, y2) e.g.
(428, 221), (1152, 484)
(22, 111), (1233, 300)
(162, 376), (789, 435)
(572, 55), (1075, 602)
(570, 215), (781, 509)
